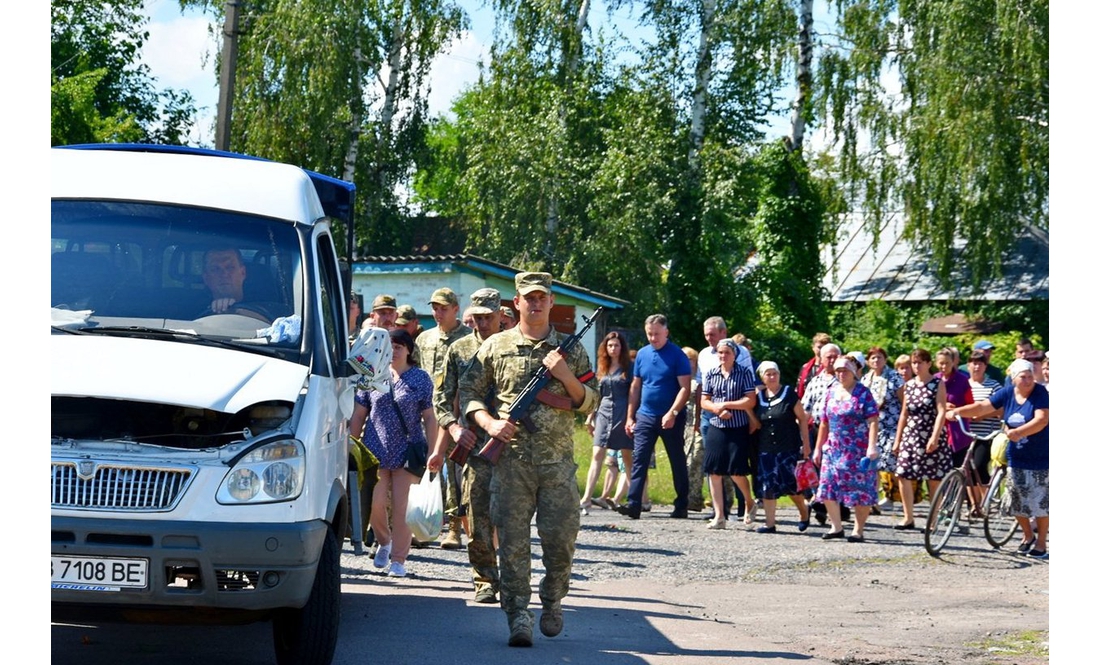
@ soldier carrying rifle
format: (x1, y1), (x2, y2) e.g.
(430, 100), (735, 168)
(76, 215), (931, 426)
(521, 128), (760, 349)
(458, 272), (598, 648)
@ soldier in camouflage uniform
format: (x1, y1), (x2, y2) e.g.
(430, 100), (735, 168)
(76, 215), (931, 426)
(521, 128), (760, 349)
(415, 287), (472, 548)
(429, 288), (503, 603)
(459, 272), (598, 648)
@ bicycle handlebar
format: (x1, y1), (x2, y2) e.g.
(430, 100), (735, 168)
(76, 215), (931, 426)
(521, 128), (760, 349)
(951, 416), (1002, 442)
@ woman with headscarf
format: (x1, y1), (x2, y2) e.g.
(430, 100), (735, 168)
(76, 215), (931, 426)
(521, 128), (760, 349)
(349, 328), (438, 578)
(752, 361), (812, 533)
(947, 359), (1049, 558)
(814, 355), (880, 542)
(700, 338), (758, 529)
(892, 348), (952, 530)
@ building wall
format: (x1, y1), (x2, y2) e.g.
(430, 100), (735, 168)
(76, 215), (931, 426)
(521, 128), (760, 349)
(351, 267), (606, 365)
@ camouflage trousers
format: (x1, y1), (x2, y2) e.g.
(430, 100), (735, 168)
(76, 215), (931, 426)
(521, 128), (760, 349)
(462, 455), (499, 595)
(491, 455), (580, 616)
(442, 457), (462, 519)
(686, 427), (705, 509)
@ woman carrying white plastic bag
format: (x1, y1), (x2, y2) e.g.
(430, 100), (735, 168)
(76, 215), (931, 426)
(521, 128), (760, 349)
(349, 328), (439, 578)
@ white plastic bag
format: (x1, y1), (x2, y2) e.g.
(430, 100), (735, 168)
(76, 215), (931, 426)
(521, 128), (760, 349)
(405, 470), (443, 542)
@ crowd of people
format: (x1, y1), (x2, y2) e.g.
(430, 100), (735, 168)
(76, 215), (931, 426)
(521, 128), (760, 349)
(346, 285), (1050, 646)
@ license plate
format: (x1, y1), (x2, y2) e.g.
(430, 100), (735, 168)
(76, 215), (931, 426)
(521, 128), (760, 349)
(52, 555), (148, 590)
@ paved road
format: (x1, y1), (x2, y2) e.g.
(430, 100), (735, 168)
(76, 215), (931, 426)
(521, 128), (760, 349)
(51, 504), (1050, 664)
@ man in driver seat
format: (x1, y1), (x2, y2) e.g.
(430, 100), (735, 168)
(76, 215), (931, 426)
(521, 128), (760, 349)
(202, 248), (248, 314)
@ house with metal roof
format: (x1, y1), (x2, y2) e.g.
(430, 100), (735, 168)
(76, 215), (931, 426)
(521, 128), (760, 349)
(350, 254), (628, 362)
(824, 212), (1049, 303)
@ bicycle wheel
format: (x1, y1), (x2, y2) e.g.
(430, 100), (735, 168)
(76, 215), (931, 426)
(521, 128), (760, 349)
(983, 466), (1020, 548)
(924, 469), (964, 556)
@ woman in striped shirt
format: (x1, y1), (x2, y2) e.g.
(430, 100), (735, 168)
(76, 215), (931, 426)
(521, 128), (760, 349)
(700, 339), (759, 530)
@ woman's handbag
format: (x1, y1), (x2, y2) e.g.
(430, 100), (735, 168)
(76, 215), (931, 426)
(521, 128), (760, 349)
(390, 383), (428, 481)
(795, 460), (820, 492)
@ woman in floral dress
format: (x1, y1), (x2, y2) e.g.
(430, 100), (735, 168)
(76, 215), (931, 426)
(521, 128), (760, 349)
(813, 356), (879, 542)
(861, 347), (905, 510)
(892, 348), (952, 530)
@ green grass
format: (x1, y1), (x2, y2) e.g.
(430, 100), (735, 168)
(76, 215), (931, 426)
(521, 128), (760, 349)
(572, 423), (798, 507)
(968, 629), (1049, 658)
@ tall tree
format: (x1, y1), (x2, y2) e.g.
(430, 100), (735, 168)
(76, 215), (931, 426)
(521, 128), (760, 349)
(51, 0), (197, 145)
(817, 0), (1048, 287)
(186, 0), (467, 256)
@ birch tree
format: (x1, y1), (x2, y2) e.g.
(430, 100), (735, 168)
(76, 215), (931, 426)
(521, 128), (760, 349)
(186, 0), (466, 255)
(817, 0), (1048, 287)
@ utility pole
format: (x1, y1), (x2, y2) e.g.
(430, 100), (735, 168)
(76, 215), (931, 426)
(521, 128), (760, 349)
(215, 1), (241, 151)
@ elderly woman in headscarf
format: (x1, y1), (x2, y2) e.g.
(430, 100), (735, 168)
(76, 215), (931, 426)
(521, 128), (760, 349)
(813, 355), (880, 542)
(947, 359), (1050, 559)
(751, 361), (812, 533)
(699, 338), (759, 530)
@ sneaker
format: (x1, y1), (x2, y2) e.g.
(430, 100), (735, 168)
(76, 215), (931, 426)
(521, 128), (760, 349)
(508, 612), (534, 647)
(373, 542), (392, 569)
(591, 497), (613, 510)
(540, 602), (563, 637)
(670, 507), (688, 519)
(473, 586), (498, 604)
(1028, 548), (1049, 560)
(387, 561), (407, 577)
(1016, 536), (1037, 554)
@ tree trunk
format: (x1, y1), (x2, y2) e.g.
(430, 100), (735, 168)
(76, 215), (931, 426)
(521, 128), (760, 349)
(789, 0), (813, 152)
(688, 0), (716, 171)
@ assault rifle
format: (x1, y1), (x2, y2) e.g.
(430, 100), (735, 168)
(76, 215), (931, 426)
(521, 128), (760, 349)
(474, 307), (604, 465)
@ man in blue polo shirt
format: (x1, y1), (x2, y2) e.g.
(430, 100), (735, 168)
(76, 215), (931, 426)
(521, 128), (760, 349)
(618, 314), (693, 519)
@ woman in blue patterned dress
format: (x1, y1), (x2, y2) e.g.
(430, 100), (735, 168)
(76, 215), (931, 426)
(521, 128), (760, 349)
(349, 328), (439, 578)
(752, 361), (812, 533)
(861, 347), (905, 510)
(814, 355), (880, 542)
(891, 348), (951, 530)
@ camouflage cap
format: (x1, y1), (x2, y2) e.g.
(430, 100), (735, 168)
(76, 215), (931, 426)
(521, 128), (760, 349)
(515, 271), (552, 296)
(500, 305), (516, 319)
(429, 287), (459, 307)
(468, 288), (501, 315)
(395, 304), (418, 325)
(371, 294), (397, 311)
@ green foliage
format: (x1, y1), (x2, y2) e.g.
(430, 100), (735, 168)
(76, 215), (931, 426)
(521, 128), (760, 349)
(51, 0), (197, 146)
(817, 0), (1048, 289)
(824, 300), (1048, 368)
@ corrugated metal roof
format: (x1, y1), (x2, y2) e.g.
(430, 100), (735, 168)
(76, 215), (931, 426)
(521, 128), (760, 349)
(824, 213), (1049, 302)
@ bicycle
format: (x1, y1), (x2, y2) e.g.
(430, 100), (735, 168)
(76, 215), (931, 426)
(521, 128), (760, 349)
(923, 420), (1004, 556)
